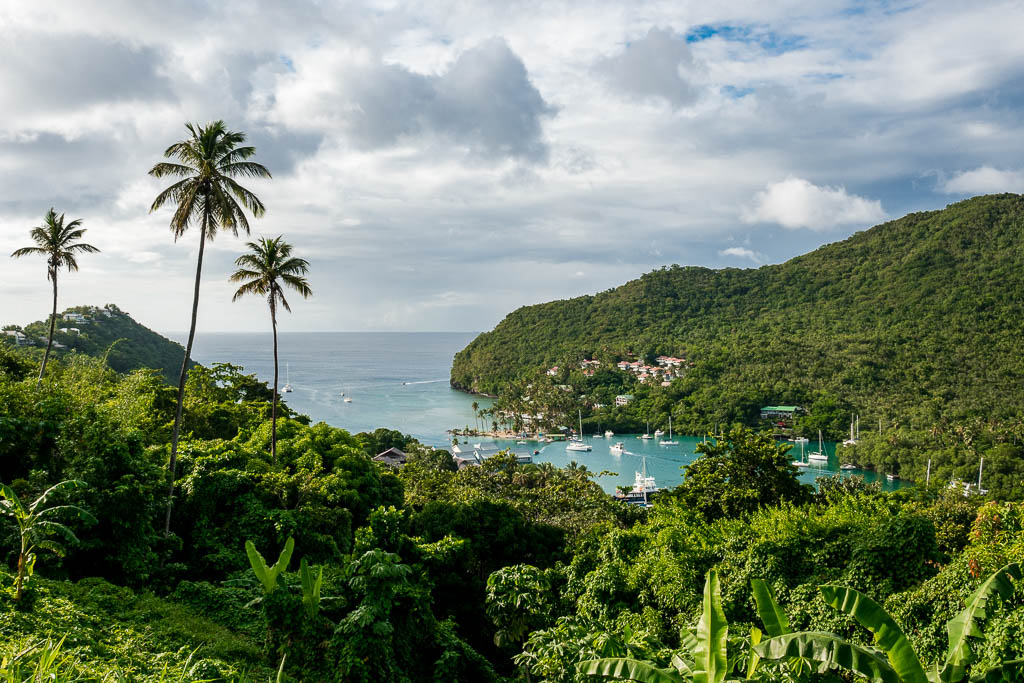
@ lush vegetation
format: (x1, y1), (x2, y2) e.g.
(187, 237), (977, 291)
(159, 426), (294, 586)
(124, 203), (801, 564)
(5, 304), (192, 384)
(453, 194), (1024, 485)
(4, 346), (1024, 681)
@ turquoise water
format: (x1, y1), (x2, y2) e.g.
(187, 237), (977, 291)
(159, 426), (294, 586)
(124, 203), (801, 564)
(177, 332), (904, 494)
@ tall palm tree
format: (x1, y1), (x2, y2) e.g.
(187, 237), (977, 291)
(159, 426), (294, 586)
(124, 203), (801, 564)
(11, 209), (99, 388)
(150, 120), (271, 534)
(229, 236), (311, 463)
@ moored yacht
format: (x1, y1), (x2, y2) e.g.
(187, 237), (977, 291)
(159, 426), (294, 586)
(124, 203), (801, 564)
(807, 430), (829, 462)
(610, 441), (625, 454)
(615, 456), (658, 507)
(604, 429), (615, 438)
(567, 409), (593, 452)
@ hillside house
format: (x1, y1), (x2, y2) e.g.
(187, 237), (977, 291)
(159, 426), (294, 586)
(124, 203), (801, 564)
(760, 405), (800, 421)
(615, 394), (634, 407)
(372, 447), (407, 468)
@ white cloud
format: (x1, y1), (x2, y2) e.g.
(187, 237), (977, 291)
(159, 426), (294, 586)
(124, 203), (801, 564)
(941, 167), (1024, 195)
(742, 177), (887, 230)
(719, 246), (764, 263)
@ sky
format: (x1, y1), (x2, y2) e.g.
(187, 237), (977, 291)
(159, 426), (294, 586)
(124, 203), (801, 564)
(2, 1), (1023, 335)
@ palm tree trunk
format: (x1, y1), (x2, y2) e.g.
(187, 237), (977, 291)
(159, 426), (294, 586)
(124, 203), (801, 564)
(271, 298), (279, 464)
(164, 214), (208, 535)
(37, 270), (57, 389)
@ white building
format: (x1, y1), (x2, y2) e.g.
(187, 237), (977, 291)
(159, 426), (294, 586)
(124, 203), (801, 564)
(615, 394), (634, 407)
(63, 312), (87, 323)
(3, 330), (28, 345)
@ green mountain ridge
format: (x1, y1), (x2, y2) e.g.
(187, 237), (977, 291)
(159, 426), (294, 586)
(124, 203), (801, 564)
(451, 194), (1024, 430)
(5, 303), (193, 383)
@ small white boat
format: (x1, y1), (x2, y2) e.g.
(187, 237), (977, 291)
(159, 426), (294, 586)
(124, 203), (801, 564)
(282, 363), (294, 393)
(794, 441), (809, 467)
(653, 429), (665, 437)
(887, 473), (896, 482)
(343, 397), (352, 403)
(660, 416), (678, 446)
(610, 442), (625, 454)
(567, 410), (593, 452)
(640, 421), (653, 440)
(604, 430), (615, 438)
(516, 440), (527, 445)
(841, 463), (857, 471)
(794, 436), (809, 444)
(842, 414), (859, 446)
(807, 430), (828, 462)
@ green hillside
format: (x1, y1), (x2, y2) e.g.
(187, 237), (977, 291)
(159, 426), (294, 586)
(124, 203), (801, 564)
(451, 194), (1024, 432)
(7, 303), (192, 383)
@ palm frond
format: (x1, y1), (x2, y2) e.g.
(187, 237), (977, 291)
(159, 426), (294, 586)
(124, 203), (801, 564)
(148, 162), (197, 179)
(222, 176), (267, 217)
(220, 161), (272, 179)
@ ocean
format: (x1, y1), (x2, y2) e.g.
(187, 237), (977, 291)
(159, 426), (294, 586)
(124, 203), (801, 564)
(178, 331), (903, 494)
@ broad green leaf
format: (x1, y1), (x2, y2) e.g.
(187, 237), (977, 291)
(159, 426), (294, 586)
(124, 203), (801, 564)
(751, 579), (791, 637)
(670, 653), (694, 675)
(245, 537), (294, 593)
(820, 585), (928, 683)
(755, 632), (900, 683)
(680, 628), (698, 654)
(694, 569), (728, 683)
(300, 557), (323, 619)
(30, 480), (89, 513)
(0, 482), (25, 515)
(940, 563), (1022, 682)
(577, 658), (684, 683)
(747, 627), (762, 678)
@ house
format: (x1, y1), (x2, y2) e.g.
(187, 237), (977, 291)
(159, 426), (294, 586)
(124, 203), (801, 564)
(2, 330), (27, 345)
(760, 406), (800, 421)
(615, 394), (634, 407)
(58, 327), (81, 335)
(372, 447), (407, 467)
(546, 366), (559, 376)
(63, 312), (87, 323)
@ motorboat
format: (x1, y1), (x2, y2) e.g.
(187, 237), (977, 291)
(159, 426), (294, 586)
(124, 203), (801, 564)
(840, 463), (857, 470)
(604, 430), (615, 438)
(654, 429), (665, 437)
(614, 456), (658, 507)
(343, 397), (352, 403)
(610, 442), (625, 454)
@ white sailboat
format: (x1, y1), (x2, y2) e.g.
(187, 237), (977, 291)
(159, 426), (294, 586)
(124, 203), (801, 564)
(794, 440), (810, 467)
(807, 430), (828, 462)
(282, 363), (293, 393)
(567, 409), (592, 452)
(640, 421), (653, 440)
(842, 413), (859, 446)
(660, 416), (678, 446)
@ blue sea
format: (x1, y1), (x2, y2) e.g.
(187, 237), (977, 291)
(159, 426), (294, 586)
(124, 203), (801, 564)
(178, 331), (903, 494)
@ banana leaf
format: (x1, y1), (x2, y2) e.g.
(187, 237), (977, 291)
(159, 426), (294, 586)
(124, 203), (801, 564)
(820, 584), (928, 683)
(577, 658), (683, 683)
(940, 563), (1023, 682)
(755, 632), (900, 683)
(694, 570), (728, 683)
(751, 579), (791, 637)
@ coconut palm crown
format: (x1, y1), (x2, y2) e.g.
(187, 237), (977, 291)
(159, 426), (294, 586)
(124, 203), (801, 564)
(149, 120), (271, 534)
(11, 208), (100, 387)
(229, 236), (311, 463)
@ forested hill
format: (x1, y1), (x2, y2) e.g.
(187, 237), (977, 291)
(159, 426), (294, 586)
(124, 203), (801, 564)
(451, 193), (1024, 424)
(9, 304), (192, 383)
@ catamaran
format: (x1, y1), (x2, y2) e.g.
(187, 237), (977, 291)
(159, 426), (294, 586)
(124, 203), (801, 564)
(282, 363), (293, 393)
(567, 409), (592, 452)
(807, 430), (828, 462)
(660, 416), (678, 446)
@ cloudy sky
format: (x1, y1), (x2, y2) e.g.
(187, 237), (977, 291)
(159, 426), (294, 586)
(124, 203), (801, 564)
(2, 1), (1023, 334)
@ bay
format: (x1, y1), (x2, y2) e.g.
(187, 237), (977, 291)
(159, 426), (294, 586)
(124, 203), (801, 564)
(175, 331), (904, 494)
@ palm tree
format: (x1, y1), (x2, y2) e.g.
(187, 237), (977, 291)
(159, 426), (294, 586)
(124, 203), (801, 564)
(150, 120), (271, 533)
(10, 209), (99, 388)
(229, 236), (311, 463)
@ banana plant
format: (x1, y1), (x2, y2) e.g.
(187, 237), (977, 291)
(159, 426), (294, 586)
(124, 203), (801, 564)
(755, 562), (1024, 682)
(0, 480), (95, 600)
(299, 557), (322, 619)
(245, 537), (294, 594)
(577, 570), (759, 682)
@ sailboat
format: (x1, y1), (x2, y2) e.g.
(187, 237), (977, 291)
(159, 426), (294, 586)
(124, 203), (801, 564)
(567, 409), (592, 452)
(794, 440), (810, 467)
(640, 421), (653, 440)
(660, 416), (678, 446)
(842, 413), (859, 446)
(282, 363), (293, 393)
(807, 430), (828, 462)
